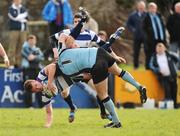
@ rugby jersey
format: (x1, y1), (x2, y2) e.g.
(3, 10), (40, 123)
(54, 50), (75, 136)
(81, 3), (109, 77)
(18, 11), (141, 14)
(36, 67), (73, 106)
(36, 68), (57, 106)
(54, 29), (101, 52)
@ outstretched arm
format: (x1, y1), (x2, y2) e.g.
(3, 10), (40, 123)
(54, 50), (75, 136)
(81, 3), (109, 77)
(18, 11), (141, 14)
(0, 43), (10, 67)
(44, 103), (53, 128)
(46, 63), (57, 94)
(52, 16), (88, 60)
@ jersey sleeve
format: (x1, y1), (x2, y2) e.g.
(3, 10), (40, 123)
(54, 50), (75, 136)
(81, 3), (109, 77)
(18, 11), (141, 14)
(90, 30), (106, 46)
(90, 30), (101, 42)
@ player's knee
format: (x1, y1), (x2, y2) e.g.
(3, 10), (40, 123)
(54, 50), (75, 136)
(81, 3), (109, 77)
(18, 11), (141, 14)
(46, 107), (52, 115)
(47, 110), (52, 115)
(96, 90), (108, 100)
(61, 91), (68, 98)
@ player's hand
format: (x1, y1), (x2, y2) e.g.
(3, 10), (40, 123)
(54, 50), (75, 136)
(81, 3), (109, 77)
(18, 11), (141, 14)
(4, 59), (10, 68)
(79, 7), (89, 22)
(47, 83), (57, 95)
(115, 56), (126, 63)
(4, 56), (10, 68)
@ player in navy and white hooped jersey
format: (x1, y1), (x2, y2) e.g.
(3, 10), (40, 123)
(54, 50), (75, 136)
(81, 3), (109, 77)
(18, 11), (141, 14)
(50, 12), (106, 57)
(36, 68), (55, 106)
(55, 27), (102, 48)
(24, 63), (76, 128)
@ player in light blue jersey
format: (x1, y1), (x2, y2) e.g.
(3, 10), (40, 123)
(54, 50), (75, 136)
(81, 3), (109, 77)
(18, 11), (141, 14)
(50, 11), (127, 120)
(46, 31), (147, 128)
(24, 64), (77, 128)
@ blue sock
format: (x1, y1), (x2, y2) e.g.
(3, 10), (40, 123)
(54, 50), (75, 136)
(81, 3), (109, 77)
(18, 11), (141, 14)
(64, 95), (76, 111)
(119, 70), (141, 90)
(102, 97), (120, 124)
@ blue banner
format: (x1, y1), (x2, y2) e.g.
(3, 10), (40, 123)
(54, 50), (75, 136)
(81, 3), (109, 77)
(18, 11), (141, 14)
(0, 68), (97, 108)
(0, 68), (25, 107)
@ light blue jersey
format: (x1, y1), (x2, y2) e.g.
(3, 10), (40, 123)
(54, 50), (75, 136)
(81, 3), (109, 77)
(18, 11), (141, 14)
(58, 48), (98, 76)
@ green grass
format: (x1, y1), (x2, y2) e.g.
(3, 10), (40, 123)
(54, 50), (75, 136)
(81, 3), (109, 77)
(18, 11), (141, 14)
(0, 108), (180, 136)
(119, 64), (146, 71)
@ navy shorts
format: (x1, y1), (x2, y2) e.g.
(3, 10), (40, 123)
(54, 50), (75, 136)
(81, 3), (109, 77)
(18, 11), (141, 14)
(91, 48), (116, 84)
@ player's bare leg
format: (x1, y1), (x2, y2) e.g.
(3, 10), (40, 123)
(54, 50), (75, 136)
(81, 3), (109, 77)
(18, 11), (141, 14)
(87, 79), (112, 121)
(94, 78), (121, 128)
(61, 87), (77, 123)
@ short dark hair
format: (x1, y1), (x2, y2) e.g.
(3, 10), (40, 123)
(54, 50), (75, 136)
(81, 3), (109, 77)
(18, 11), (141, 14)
(24, 80), (33, 92)
(74, 12), (83, 19)
(98, 30), (107, 37)
(27, 34), (36, 41)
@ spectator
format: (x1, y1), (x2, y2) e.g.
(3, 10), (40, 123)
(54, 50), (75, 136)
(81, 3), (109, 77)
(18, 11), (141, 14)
(149, 43), (178, 108)
(143, 2), (166, 69)
(126, 1), (147, 69)
(98, 30), (108, 41)
(167, 2), (180, 68)
(0, 43), (10, 67)
(42, 0), (73, 59)
(21, 35), (44, 108)
(8, 0), (28, 67)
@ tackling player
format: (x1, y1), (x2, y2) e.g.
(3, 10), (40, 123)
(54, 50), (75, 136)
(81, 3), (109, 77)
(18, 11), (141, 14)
(50, 9), (125, 120)
(47, 29), (147, 128)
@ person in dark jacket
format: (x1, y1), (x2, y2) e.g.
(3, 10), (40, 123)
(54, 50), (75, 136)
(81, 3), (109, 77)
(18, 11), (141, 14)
(8, 0), (28, 67)
(167, 2), (180, 69)
(143, 2), (166, 69)
(126, 1), (147, 69)
(149, 42), (178, 108)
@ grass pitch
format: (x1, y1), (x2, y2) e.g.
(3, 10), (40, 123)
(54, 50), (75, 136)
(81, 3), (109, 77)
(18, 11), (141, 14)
(0, 108), (180, 136)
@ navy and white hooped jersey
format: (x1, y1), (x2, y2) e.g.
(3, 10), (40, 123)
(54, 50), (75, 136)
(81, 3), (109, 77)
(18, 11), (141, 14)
(58, 48), (98, 76)
(36, 67), (74, 106)
(36, 68), (56, 106)
(36, 68), (48, 84)
(54, 29), (101, 51)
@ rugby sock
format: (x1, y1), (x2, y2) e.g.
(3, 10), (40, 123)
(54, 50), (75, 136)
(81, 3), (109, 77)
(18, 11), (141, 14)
(101, 35), (116, 52)
(119, 70), (141, 90)
(101, 38), (115, 51)
(70, 19), (84, 39)
(101, 42), (112, 53)
(96, 95), (106, 115)
(64, 95), (76, 111)
(102, 96), (120, 123)
(101, 28), (122, 51)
